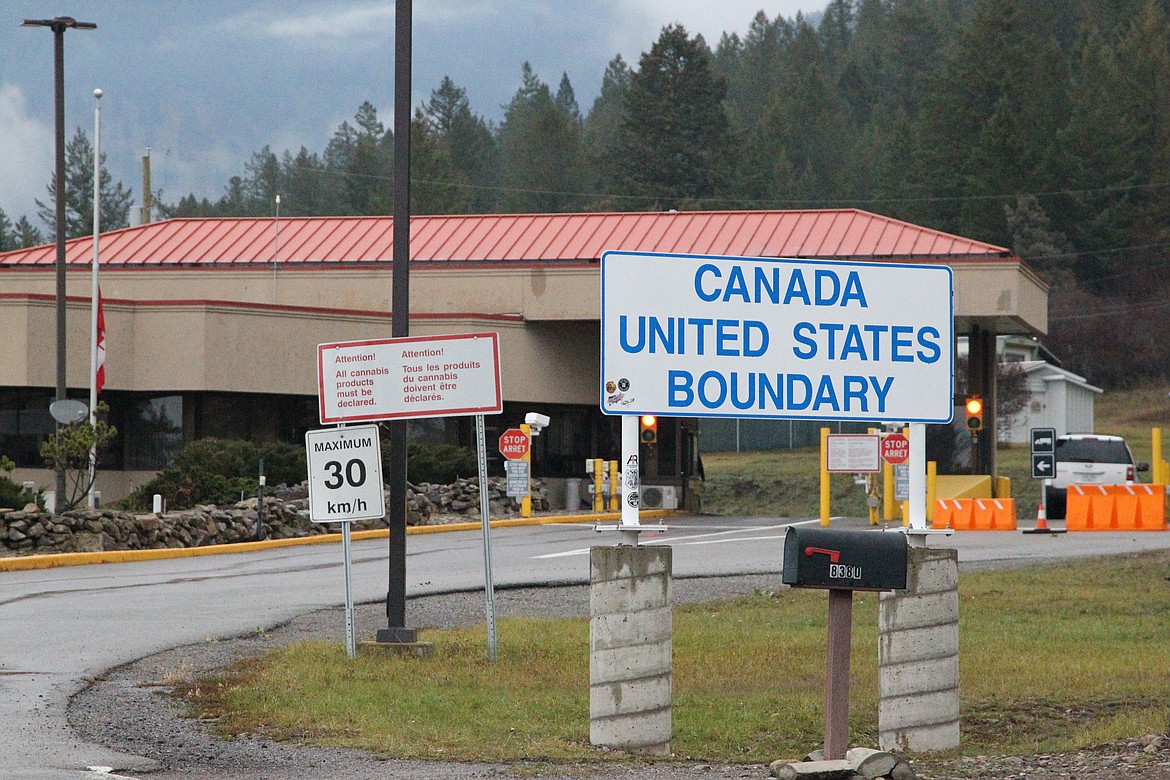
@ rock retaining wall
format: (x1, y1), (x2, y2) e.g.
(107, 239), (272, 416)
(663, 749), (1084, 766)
(0, 477), (546, 556)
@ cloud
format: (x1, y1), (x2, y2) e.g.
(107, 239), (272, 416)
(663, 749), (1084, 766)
(0, 84), (52, 222)
(263, 4), (395, 41)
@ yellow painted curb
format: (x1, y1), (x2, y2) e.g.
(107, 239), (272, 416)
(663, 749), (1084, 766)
(0, 510), (678, 572)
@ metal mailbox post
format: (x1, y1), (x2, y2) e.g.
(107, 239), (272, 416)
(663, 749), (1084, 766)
(782, 528), (908, 760)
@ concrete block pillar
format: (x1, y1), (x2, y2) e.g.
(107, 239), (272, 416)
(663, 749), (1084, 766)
(878, 546), (959, 753)
(589, 545), (672, 755)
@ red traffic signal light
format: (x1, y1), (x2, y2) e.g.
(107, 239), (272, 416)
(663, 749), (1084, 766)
(640, 414), (658, 444)
(965, 396), (984, 431)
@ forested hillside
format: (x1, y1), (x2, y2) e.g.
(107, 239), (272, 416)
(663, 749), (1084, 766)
(12, 0), (1170, 388)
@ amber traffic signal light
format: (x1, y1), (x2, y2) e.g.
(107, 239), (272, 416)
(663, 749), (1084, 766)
(965, 395), (984, 432)
(640, 414), (658, 444)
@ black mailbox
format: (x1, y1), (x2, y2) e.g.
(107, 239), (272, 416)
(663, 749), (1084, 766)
(782, 527), (908, 592)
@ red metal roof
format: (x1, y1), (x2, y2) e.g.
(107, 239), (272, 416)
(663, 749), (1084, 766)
(0, 209), (1012, 268)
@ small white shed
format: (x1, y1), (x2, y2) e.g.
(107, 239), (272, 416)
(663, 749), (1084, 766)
(999, 361), (1101, 443)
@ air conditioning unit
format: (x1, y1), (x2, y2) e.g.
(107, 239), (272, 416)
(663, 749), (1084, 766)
(641, 485), (678, 510)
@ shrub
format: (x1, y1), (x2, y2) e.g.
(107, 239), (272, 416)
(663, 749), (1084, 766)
(123, 438), (307, 510)
(378, 439), (478, 485)
(0, 476), (31, 510)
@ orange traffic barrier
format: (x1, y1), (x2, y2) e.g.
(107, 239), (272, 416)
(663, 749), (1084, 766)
(932, 497), (1016, 530)
(1065, 484), (1167, 531)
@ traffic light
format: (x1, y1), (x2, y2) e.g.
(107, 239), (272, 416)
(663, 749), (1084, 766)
(640, 415), (658, 445)
(964, 395), (984, 432)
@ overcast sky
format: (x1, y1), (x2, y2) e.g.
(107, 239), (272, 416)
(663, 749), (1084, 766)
(0, 1), (823, 225)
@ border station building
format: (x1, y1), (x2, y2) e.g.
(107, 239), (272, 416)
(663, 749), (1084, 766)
(0, 209), (1048, 507)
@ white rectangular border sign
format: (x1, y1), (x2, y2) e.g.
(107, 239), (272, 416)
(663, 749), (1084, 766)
(306, 424), (386, 523)
(601, 251), (954, 423)
(318, 332), (502, 424)
(826, 434), (881, 473)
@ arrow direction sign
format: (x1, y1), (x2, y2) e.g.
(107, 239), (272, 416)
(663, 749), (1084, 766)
(1031, 453), (1055, 480)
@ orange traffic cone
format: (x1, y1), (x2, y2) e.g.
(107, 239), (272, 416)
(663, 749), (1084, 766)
(1023, 502), (1066, 534)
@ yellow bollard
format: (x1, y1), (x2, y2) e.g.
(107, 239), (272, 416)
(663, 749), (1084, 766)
(820, 427), (831, 526)
(883, 457), (896, 522)
(927, 461), (937, 525)
(520, 423), (533, 517)
(592, 457), (605, 512)
(868, 428), (879, 526)
(608, 459), (620, 511)
(1153, 428), (1164, 485)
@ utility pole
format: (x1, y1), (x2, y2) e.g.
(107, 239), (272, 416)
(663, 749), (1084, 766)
(376, 0), (415, 645)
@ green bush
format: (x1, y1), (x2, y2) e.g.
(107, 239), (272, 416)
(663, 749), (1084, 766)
(121, 437), (478, 511)
(123, 438), (307, 511)
(0, 475), (32, 510)
(378, 439), (478, 485)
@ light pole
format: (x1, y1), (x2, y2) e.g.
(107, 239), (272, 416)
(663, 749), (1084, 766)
(88, 88), (102, 510)
(23, 16), (97, 508)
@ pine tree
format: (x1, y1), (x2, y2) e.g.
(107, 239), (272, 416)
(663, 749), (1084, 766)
(912, 0), (1070, 241)
(608, 25), (737, 209)
(411, 108), (475, 214)
(14, 216), (44, 248)
(282, 147), (341, 216)
(496, 63), (584, 213)
(323, 103), (393, 215)
(582, 55), (633, 203)
(0, 208), (14, 252)
(36, 127), (133, 239)
(423, 77), (498, 212)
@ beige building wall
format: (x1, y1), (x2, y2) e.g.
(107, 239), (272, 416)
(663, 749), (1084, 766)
(2, 257), (1046, 402)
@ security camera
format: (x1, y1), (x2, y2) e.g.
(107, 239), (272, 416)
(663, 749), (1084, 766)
(525, 412), (550, 434)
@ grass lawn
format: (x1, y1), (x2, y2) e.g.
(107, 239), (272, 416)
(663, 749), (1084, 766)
(180, 551), (1170, 763)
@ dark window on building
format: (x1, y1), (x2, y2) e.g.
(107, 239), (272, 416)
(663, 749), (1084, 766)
(0, 388), (55, 466)
(123, 395), (184, 470)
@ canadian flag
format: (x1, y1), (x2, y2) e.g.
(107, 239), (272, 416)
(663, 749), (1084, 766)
(95, 289), (106, 396)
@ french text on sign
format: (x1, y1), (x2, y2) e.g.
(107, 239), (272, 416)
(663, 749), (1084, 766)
(600, 251), (954, 423)
(499, 428), (529, 460)
(317, 332), (502, 424)
(881, 433), (910, 465)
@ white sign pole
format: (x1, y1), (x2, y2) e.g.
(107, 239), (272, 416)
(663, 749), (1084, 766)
(305, 424), (386, 658)
(476, 413), (498, 661)
(337, 422), (356, 660)
(620, 414), (640, 545)
(908, 422), (927, 535)
(342, 520), (356, 658)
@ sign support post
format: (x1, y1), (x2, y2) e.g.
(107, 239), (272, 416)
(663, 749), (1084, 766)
(620, 413), (641, 545)
(908, 423), (928, 537)
(305, 424), (385, 659)
(476, 413), (498, 661)
(316, 332), (502, 650)
(342, 520), (356, 658)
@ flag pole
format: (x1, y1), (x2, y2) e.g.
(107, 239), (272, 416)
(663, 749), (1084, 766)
(88, 88), (102, 509)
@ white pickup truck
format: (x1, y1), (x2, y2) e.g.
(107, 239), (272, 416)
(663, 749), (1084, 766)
(1044, 433), (1149, 519)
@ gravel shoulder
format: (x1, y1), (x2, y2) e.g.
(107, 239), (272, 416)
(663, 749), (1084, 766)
(68, 574), (1170, 780)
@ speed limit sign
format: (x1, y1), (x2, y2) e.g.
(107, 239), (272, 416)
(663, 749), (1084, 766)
(305, 425), (386, 523)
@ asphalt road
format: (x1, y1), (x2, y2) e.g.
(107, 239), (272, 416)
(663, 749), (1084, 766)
(5, 514), (1170, 779)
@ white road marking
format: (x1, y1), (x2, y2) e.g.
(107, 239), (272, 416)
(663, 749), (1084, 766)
(86, 768), (140, 780)
(531, 519), (819, 559)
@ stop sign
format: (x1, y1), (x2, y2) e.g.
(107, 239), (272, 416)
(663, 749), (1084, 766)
(881, 433), (910, 465)
(499, 428), (530, 460)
